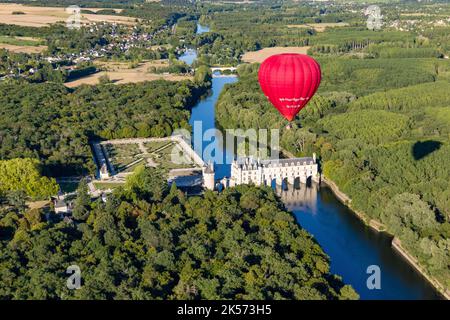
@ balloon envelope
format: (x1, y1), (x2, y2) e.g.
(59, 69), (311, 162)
(258, 53), (321, 121)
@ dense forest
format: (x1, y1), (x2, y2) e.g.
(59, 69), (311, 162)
(194, 2), (444, 65)
(0, 167), (358, 300)
(0, 76), (209, 176)
(0, 158), (58, 200)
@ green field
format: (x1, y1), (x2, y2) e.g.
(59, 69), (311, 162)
(0, 36), (43, 46)
(150, 143), (195, 170)
(104, 143), (142, 172)
(93, 182), (123, 190)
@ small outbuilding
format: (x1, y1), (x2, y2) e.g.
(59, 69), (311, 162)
(54, 198), (71, 214)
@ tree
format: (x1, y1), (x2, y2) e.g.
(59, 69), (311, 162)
(0, 79), (206, 176)
(339, 285), (360, 300)
(0, 158), (58, 200)
(6, 190), (27, 213)
(72, 179), (91, 221)
(99, 74), (111, 85)
(0, 180), (357, 299)
(125, 166), (168, 202)
(194, 65), (212, 84)
(381, 193), (439, 237)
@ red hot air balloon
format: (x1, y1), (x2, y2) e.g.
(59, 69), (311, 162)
(258, 53), (321, 121)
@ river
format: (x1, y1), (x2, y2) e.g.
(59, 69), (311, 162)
(178, 24), (210, 66)
(182, 33), (441, 300)
(196, 23), (210, 34)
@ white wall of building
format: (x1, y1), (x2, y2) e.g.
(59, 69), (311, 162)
(230, 156), (319, 187)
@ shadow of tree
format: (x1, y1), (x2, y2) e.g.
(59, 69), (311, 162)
(412, 140), (442, 160)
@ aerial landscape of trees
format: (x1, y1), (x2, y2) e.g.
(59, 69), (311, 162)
(0, 78), (208, 176)
(0, 0), (449, 300)
(0, 167), (358, 300)
(0, 158), (58, 200)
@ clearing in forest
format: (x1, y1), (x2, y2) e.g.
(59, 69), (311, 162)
(241, 46), (311, 63)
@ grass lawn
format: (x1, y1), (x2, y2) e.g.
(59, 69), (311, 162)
(144, 140), (172, 153)
(155, 145), (195, 170)
(113, 156), (137, 172)
(101, 140), (198, 174)
(104, 143), (143, 172)
(93, 182), (123, 190)
(104, 143), (141, 158)
(122, 158), (145, 172)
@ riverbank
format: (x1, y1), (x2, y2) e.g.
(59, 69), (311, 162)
(321, 177), (385, 232)
(392, 238), (450, 300)
(321, 175), (450, 300)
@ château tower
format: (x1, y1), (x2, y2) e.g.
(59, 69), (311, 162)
(202, 162), (215, 190)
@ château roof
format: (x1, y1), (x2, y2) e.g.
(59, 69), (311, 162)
(54, 199), (68, 209)
(234, 156), (314, 168)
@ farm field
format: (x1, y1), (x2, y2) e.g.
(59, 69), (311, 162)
(0, 35), (47, 53)
(287, 22), (350, 32)
(64, 60), (193, 87)
(0, 43), (47, 53)
(241, 46), (310, 63)
(0, 3), (137, 27)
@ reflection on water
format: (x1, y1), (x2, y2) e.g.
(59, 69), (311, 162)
(177, 24), (209, 66)
(280, 184), (442, 300)
(277, 183), (318, 212)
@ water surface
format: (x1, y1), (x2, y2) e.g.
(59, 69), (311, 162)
(178, 24), (209, 66)
(196, 23), (210, 34)
(178, 49), (197, 66)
